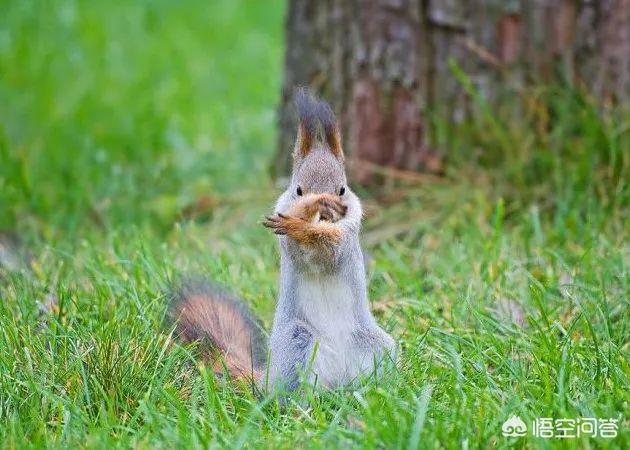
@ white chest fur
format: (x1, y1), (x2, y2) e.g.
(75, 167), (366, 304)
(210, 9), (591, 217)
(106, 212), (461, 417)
(296, 275), (363, 387)
(297, 275), (355, 334)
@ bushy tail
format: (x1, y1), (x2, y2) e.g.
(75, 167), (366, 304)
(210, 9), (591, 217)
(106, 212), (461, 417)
(167, 279), (266, 381)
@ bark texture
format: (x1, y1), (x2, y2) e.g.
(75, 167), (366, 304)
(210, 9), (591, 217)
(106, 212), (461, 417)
(275, 0), (630, 182)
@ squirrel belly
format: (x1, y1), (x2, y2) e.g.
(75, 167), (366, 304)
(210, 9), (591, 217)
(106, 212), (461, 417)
(295, 273), (394, 388)
(297, 274), (359, 386)
(267, 232), (396, 391)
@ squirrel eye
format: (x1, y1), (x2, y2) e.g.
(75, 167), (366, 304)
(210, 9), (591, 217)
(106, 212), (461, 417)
(296, 186), (303, 196)
(339, 186), (345, 196)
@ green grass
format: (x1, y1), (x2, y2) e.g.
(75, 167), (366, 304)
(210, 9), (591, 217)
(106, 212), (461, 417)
(1, 1), (628, 448)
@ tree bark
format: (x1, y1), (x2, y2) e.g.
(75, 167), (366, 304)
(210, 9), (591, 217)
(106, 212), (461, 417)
(275, 0), (629, 183)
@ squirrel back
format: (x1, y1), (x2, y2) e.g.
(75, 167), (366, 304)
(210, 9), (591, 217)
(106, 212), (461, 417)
(167, 279), (266, 381)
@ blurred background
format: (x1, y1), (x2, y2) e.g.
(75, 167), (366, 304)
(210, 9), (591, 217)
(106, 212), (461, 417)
(1, 0), (627, 237)
(1, 0), (283, 233)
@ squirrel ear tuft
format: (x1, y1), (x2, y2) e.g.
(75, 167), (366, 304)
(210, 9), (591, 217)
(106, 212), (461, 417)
(293, 87), (318, 159)
(317, 99), (344, 161)
(292, 88), (344, 162)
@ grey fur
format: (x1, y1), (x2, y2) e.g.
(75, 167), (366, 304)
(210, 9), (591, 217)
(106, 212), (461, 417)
(267, 92), (396, 392)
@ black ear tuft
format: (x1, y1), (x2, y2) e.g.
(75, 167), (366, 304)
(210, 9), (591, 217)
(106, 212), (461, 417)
(293, 87), (319, 158)
(292, 87), (344, 161)
(316, 99), (336, 135)
(316, 99), (344, 160)
(294, 87), (319, 136)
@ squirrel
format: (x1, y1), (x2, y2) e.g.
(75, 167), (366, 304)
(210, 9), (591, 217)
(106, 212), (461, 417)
(168, 88), (396, 393)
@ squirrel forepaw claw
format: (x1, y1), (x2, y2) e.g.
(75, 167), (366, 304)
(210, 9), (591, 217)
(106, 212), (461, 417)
(263, 214), (292, 235)
(316, 195), (347, 222)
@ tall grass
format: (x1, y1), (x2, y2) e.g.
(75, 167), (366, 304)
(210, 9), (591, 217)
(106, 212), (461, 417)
(0, 1), (628, 448)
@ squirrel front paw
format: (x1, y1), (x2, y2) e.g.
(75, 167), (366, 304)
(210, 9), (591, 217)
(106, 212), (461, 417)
(262, 213), (295, 236)
(263, 213), (342, 247)
(315, 194), (347, 222)
(287, 193), (347, 223)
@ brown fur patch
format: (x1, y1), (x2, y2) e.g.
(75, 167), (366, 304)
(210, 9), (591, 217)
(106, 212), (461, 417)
(295, 123), (313, 159)
(263, 214), (342, 248)
(288, 193), (321, 221)
(316, 96), (344, 161)
(287, 193), (347, 222)
(325, 126), (344, 161)
(293, 87), (318, 159)
(169, 288), (264, 381)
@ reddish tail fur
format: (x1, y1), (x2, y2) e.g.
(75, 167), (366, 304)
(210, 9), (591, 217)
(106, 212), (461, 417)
(168, 280), (266, 381)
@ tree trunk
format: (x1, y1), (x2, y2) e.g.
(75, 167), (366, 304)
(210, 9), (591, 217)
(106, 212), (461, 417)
(274, 0), (629, 183)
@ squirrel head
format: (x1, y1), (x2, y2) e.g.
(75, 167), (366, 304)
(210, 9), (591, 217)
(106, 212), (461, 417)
(290, 88), (347, 198)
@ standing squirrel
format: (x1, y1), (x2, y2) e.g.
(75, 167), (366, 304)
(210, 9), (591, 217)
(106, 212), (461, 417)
(168, 88), (395, 393)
